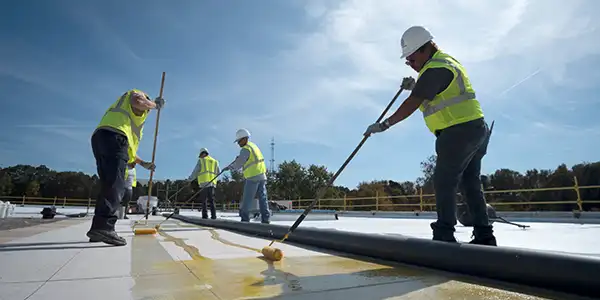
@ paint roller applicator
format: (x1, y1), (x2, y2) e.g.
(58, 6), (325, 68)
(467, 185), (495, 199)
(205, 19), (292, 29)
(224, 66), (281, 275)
(133, 227), (157, 235)
(261, 246), (283, 261)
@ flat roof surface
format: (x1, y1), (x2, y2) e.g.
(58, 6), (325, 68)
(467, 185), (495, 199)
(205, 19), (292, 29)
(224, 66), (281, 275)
(194, 210), (600, 258)
(0, 214), (568, 300)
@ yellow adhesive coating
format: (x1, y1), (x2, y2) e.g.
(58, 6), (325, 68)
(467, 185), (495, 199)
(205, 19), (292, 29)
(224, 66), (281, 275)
(129, 221), (550, 300)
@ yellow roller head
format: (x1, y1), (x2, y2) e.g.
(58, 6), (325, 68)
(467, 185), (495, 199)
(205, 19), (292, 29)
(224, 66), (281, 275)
(261, 246), (284, 261)
(134, 227), (157, 235)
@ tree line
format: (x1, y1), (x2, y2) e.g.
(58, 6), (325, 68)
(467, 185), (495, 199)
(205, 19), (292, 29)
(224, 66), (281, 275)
(0, 156), (599, 212)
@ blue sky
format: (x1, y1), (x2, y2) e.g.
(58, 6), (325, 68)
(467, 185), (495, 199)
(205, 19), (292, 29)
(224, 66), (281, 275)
(1, 0), (599, 189)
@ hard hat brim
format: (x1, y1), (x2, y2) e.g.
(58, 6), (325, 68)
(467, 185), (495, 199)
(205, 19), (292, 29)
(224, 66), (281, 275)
(234, 135), (249, 143)
(400, 50), (415, 59)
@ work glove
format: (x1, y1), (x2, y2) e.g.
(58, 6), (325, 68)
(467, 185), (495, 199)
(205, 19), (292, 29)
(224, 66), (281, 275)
(139, 161), (156, 171)
(401, 76), (416, 91)
(363, 119), (391, 136)
(154, 97), (165, 109)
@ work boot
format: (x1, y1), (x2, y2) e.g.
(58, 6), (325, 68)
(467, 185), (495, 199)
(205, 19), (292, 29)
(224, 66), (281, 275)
(210, 215), (217, 220)
(86, 229), (127, 246)
(468, 226), (497, 246)
(468, 236), (497, 246)
(261, 220), (270, 224)
(430, 222), (458, 243)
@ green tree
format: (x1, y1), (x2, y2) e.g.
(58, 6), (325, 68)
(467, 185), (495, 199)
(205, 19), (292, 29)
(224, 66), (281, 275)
(25, 180), (40, 197)
(0, 172), (14, 196)
(415, 155), (436, 193)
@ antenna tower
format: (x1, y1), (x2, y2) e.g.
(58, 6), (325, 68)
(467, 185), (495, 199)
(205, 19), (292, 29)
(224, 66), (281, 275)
(270, 137), (275, 173)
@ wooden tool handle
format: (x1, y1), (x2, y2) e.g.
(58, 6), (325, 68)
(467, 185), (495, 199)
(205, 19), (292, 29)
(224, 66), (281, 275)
(145, 72), (166, 219)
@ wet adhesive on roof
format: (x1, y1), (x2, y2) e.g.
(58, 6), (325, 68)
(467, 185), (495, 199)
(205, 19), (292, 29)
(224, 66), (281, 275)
(128, 219), (550, 300)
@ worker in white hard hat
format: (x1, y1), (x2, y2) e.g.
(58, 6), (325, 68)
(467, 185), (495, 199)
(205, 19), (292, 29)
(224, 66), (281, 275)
(187, 147), (220, 219)
(222, 128), (271, 223)
(363, 25), (497, 246)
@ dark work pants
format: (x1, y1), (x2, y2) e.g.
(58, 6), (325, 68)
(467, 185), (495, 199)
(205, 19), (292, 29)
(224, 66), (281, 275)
(431, 118), (494, 240)
(197, 186), (216, 219)
(90, 129), (128, 231)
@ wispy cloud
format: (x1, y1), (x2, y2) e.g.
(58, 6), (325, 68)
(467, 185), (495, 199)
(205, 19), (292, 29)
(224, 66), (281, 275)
(60, 3), (142, 63)
(12, 117), (94, 145)
(208, 0), (600, 150)
(3, 0), (599, 186)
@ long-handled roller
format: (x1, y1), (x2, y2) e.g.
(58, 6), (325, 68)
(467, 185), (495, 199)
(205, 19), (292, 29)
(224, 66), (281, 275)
(260, 82), (411, 262)
(131, 72), (166, 235)
(134, 165), (230, 235)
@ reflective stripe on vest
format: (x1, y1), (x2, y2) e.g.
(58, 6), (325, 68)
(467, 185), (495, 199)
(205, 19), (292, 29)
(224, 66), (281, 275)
(420, 59), (475, 117)
(96, 90), (149, 162)
(242, 141), (266, 179)
(197, 156), (219, 185)
(417, 51), (483, 133)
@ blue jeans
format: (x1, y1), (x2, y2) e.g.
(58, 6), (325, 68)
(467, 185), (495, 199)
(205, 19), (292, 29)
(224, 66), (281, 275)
(239, 179), (271, 222)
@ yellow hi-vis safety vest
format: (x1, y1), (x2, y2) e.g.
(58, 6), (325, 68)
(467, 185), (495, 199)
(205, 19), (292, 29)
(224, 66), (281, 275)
(242, 141), (266, 179)
(96, 89), (150, 163)
(125, 167), (137, 188)
(417, 50), (484, 134)
(197, 155), (219, 186)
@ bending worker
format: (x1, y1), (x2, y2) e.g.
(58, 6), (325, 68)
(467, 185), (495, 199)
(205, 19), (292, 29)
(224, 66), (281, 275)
(222, 129), (271, 224)
(187, 147), (220, 219)
(89, 89), (164, 246)
(363, 25), (496, 246)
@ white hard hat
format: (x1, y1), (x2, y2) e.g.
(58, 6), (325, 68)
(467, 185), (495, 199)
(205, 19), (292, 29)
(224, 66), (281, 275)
(199, 147), (208, 154)
(234, 128), (250, 142)
(400, 26), (434, 58)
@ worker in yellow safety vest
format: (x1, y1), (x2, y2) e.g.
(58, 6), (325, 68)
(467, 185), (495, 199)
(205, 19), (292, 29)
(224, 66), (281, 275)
(187, 148), (220, 219)
(363, 26), (497, 246)
(222, 129), (271, 223)
(88, 89), (165, 246)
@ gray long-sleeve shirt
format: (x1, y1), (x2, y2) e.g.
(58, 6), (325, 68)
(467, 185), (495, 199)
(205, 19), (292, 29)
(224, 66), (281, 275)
(229, 147), (267, 181)
(188, 157), (220, 187)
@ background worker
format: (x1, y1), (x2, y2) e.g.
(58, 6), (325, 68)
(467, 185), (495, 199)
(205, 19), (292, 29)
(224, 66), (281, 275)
(222, 129), (271, 224)
(120, 162), (137, 220)
(89, 89), (164, 246)
(363, 25), (496, 246)
(187, 147), (220, 219)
